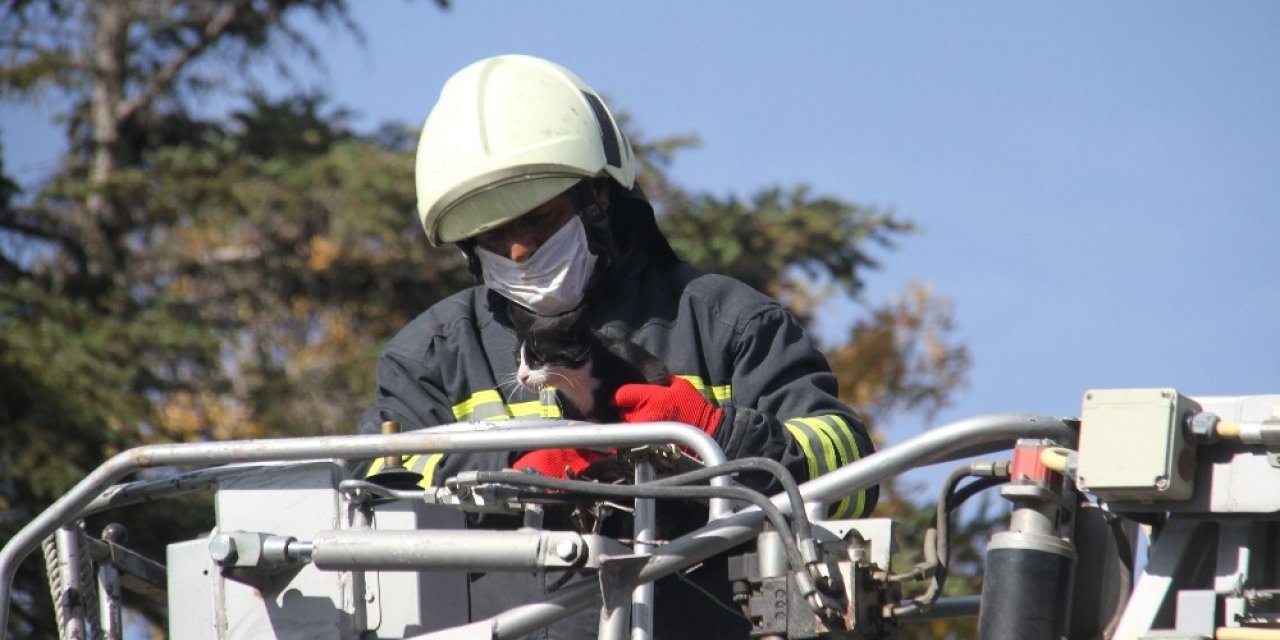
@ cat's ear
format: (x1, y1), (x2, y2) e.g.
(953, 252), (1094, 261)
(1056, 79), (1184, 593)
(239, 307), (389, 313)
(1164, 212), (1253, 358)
(558, 305), (590, 334)
(506, 302), (535, 333)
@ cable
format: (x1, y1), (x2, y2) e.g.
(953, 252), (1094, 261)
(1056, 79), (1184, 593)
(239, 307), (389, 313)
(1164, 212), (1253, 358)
(469, 469), (828, 615)
(893, 462), (1008, 616)
(473, 470), (804, 570)
(642, 457), (812, 543)
(41, 534), (69, 640)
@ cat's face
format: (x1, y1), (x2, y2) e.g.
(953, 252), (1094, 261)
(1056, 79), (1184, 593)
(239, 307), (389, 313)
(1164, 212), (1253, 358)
(508, 304), (599, 417)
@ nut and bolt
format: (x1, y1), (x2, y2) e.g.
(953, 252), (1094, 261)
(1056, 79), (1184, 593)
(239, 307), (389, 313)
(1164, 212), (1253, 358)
(554, 539), (580, 562)
(1187, 411), (1221, 444)
(208, 534), (238, 564)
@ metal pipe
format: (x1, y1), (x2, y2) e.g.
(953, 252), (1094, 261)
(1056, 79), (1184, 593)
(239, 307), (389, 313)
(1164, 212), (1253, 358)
(895, 595), (982, 621)
(96, 562), (121, 640)
(308, 529), (595, 572)
(632, 460), (655, 640)
(487, 414), (1077, 639)
(54, 527), (87, 640)
(0, 421), (726, 638)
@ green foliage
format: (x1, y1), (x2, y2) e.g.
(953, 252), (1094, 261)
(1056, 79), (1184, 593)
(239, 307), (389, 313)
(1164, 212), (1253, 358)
(0, 1), (451, 637)
(663, 186), (912, 303)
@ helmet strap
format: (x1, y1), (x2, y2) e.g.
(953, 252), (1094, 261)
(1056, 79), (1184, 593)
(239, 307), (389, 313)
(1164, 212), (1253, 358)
(457, 239), (483, 282)
(570, 180), (620, 274)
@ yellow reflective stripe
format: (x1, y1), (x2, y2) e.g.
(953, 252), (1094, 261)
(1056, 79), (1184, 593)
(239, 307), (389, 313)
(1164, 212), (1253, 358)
(803, 414), (855, 465)
(801, 417), (851, 516)
(452, 389), (506, 420)
(830, 414), (867, 518)
(674, 375), (731, 406)
(509, 400), (562, 419)
(711, 385), (732, 403)
(783, 420), (821, 480)
(416, 453), (445, 488)
(366, 452), (444, 488)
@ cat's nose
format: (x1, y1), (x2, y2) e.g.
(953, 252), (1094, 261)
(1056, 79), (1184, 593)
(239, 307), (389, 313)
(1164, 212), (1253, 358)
(516, 370), (529, 386)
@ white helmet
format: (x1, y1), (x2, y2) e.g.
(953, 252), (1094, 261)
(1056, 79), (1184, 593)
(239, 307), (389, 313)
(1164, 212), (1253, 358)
(415, 55), (637, 246)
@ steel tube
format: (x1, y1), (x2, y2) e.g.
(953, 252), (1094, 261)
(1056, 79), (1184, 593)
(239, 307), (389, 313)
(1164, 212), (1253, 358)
(309, 529), (588, 572)
(896, 595), (983, 621)
(631, 461), (656, 640)
(487, 414), (1076, 639)
(96, 563), (121, 640)
(0, 421), (725, 638)
(54, 527), (88, 640)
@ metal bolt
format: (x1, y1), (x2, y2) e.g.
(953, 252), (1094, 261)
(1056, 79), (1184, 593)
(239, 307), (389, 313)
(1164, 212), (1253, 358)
(554, 539), (580, 562)
(101, 523), (128, 545)
(1187, 411), (1221, 444)
(1154, 476), (1169, 490)
(208, 534), (238, 564)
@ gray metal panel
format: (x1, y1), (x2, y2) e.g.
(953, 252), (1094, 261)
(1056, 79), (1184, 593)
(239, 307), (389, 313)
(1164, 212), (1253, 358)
(213, 460), (358, 639)
(167, 539), (217, 639)
(1111, 394), (1280, 514)
(1174, 590), (1217, 637)
(366, 502), (469, 638)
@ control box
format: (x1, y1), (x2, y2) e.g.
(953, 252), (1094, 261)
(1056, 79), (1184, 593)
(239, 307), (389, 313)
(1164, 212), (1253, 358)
(1076, 388), (1199, 502)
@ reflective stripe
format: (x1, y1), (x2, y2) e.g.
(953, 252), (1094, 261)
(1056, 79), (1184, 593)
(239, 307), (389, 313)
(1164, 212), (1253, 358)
(806, 416), (855, 467)
(452, 389), (509, 421)
(786, 415), (871, 518)
(802, 417), (840, 475)
(399, 452), (445, 488)
(675, 375), (731, 406)
(830, 415), (867, 518)
(509, 400), (562, 418)
(783, 419), (822, 480)
(365, 452), (444, 488)
(800, 417), (852, 517)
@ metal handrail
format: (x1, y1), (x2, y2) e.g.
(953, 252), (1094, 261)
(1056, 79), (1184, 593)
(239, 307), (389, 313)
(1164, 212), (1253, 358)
(0, 421), (728, 638)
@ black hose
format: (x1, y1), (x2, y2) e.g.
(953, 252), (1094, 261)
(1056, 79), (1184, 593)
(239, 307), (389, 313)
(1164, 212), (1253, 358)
(894, 464), (1007, 615)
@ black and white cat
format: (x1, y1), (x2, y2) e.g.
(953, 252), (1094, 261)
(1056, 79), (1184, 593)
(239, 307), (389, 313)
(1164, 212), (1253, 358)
(507, 303), (670, 423)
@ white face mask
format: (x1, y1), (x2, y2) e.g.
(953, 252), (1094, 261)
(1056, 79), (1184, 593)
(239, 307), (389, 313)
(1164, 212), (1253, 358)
(475, 215), (599, 316)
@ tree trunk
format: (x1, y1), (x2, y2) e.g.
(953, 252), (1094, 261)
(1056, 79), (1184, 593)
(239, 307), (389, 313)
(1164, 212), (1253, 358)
(87, 1), (129, 278)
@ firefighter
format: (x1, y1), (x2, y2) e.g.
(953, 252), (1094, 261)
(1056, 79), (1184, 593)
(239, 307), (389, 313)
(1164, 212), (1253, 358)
(359, 54), (877, 639)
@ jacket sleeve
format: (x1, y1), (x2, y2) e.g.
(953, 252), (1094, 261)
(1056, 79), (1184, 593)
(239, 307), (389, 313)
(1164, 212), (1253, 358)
(358, 344), (512, 487)
(714, 304), (877, 518)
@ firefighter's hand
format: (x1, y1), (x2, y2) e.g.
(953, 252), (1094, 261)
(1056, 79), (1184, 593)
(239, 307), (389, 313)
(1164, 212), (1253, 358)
(613, 376), (724, 436)
(511, 448), (604, 479)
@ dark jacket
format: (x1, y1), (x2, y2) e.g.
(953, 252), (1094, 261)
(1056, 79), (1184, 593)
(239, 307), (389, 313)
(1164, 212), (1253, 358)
(360, 257), (877, 518)
(358, 223), (878, 639)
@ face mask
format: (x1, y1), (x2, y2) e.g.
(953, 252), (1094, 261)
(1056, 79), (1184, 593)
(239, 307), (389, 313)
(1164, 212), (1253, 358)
(475, 215), (599, 316)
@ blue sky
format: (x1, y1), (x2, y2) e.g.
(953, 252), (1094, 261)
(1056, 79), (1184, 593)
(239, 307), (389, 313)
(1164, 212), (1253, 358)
(3, 2), (1278, 494)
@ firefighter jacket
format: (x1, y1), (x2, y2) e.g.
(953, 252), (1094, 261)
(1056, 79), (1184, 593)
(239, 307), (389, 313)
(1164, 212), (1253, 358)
(359, 252), (878, 520)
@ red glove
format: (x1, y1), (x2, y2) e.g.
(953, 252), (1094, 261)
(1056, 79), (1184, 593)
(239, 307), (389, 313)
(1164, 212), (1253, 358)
(511, 448), (603, 479)
(613, 376), (724, 437)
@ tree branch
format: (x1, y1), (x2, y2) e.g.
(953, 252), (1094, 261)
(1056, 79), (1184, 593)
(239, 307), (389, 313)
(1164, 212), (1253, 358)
(0, 250), (28, 282)
(0, 208), (70, 243)
(117, 0), (253, 123)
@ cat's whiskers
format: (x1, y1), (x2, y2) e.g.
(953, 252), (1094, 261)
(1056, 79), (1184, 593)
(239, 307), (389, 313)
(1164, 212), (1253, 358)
(497, 372), (524, 402)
